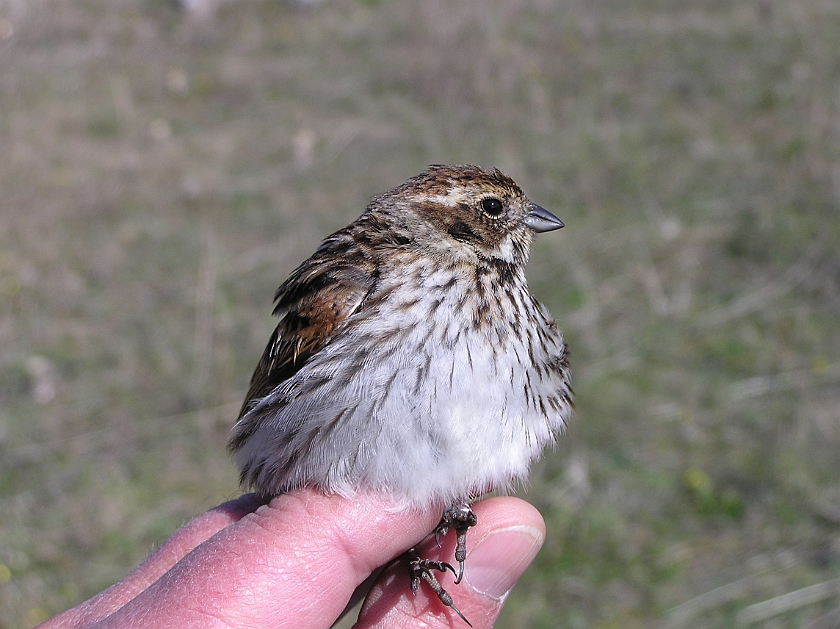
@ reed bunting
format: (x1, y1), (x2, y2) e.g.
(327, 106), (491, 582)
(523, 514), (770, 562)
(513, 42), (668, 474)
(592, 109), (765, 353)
(229, 164), (572, 623)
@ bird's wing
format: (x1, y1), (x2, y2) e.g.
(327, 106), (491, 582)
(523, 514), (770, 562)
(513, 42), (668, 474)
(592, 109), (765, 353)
(237, 237), (378, 419)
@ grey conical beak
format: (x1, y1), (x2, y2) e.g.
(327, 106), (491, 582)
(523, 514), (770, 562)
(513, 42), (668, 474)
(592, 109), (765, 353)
(523, 204), (564, 233)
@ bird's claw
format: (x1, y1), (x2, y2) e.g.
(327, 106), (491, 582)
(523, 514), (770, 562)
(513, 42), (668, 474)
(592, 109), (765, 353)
(406, 504), (478, 624)
(408, 548), (472, 626)
(435, 504), (477, 584)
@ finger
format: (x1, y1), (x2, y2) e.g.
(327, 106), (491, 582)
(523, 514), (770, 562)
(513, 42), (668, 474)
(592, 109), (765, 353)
(91, 489), (441, 629)
(354, 497), (545, 629)
(39, 494), (266, 629)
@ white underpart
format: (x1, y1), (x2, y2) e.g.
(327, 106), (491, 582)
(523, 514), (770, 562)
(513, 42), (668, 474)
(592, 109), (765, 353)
(234, 263), (571, 508)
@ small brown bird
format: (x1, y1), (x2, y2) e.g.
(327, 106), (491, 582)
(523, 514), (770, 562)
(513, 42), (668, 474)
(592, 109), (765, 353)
(229, 164), (572, 623)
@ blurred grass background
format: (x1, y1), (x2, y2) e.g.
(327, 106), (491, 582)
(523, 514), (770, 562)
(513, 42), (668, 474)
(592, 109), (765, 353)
(1, 0), (839, 627)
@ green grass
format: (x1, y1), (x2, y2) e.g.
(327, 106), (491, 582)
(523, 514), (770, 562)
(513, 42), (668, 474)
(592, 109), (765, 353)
(2, 0), (840, 627)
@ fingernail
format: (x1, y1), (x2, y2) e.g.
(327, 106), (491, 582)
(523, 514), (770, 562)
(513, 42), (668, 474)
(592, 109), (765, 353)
(464, 525), (544, 600)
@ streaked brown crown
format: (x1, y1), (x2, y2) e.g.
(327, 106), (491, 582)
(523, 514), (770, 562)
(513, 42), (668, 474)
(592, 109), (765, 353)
(369, 164), (542, 263)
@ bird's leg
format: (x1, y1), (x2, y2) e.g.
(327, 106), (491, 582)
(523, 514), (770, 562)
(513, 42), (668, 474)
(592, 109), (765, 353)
(405, 504), (477, 625)
(434, 504), (477, 584)
(407, 548), (472, 626)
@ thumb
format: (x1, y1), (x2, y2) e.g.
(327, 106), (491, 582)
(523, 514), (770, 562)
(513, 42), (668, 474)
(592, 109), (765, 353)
(355, 497), (546, 629)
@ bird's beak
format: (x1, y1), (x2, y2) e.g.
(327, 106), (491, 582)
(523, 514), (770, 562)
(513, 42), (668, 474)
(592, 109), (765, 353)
(523, 204), (564, 233)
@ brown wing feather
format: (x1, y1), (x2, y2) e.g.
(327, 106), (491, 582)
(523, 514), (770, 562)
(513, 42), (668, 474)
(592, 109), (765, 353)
(237, 233), (378, 420)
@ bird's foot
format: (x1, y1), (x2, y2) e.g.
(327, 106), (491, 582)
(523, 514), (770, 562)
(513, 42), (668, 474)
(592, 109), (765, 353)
(407, 548), (472, 626)
(434, 504), (477, 584)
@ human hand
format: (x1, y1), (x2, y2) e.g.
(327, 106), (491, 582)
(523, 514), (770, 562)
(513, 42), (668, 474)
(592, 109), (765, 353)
(39, 490), (545, 628)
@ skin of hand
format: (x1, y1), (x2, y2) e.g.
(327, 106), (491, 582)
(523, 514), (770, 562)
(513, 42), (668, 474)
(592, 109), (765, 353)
(38, 491), (545, 629)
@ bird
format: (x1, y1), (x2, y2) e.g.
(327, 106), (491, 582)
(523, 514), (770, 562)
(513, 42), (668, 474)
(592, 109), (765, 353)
(228, 164), (572, 623)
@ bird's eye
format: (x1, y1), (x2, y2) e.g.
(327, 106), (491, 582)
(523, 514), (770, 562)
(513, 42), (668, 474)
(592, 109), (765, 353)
(480, 197), (504, 217)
